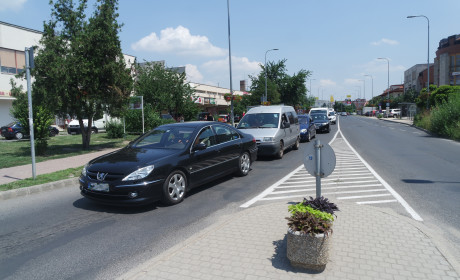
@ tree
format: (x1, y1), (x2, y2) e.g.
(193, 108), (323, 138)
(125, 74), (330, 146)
(134, 62), (198, 121)
(33, 0), (133, 149)
(248, 59), (310, 107)
(10, 79), (54, 155)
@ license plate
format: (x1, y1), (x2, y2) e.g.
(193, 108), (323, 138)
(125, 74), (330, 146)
(89, 182), (109, 192)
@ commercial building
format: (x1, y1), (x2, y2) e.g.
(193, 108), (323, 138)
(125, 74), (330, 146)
(434, 34), (460, 86)
(404, 64), (434, 92)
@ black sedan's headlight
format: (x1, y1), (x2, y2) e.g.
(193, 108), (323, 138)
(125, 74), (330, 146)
(122, 165), (155, 181)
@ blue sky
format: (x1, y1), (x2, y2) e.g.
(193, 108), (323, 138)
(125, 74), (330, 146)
(1, 0), (458, 101)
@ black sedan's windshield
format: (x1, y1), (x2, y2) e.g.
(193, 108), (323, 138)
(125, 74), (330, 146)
(133, 126), (195, 149)
(311, 114), (328, 121)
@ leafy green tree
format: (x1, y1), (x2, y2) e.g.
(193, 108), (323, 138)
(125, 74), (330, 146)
(247, 59), (311, 107)
(9, 80), (53, 154)
(33, 0), (133, 149)
(134, 62), (198, 121)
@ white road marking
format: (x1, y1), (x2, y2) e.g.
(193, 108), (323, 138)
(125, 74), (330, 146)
(241, 117), (424, 222)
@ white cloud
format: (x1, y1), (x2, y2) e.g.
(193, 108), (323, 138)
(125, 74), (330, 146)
(371, 38), (399, 46)
(344, 78), (363, 85)
(131, 25), (226, 57)
(202, 56), (260, 73)
(319, 79), (336, 87)
(0, 0), (26, 11)
(185, 64), (203, 83)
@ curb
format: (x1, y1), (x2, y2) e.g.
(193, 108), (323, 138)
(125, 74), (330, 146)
(0, 177), (78, 201)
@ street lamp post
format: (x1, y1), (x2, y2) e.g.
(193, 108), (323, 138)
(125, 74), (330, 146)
(378, 57), (390, 116)
(364, 74), (373, 100)
(264, 48), (278, 104)
(407, 15), (430, 109)
(226, 0), (234, 125)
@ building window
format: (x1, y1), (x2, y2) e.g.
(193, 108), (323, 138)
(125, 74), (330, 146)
(0, 48), (25, 75)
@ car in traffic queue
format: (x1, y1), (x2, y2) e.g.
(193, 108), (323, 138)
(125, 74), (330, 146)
(236, 105), (300, 159)
(1, 122), (59, 140)
(310, 113), (331, 133)
(298, 114), (316, 142)
(79, 121), (258, 206)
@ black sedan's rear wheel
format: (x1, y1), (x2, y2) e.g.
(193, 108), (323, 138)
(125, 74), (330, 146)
(235, 152), (251, 176)
(161, 170), (187, 205)
(15, 132), (23, 140)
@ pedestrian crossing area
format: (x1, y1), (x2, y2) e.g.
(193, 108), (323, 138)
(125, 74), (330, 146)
(241, 130), (422, 221)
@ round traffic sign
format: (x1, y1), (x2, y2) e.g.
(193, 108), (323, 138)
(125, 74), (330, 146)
(303, 141), (336, 178)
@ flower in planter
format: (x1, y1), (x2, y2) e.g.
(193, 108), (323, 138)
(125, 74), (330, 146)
(286, 196), (339, 236)
(285, 196), (339, 270)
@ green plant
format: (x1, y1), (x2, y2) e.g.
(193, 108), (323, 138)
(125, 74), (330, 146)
(286, 210), (333, 236)
(106, 120), (124, 138)
(301, 196), (339, 216)
(286, 198), (338, 236)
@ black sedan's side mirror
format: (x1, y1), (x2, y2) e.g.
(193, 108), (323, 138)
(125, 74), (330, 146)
(192, 143), (207, 151)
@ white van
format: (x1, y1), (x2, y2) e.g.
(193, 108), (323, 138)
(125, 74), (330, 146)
(309, 107), (335, 124)
(237, 105), (300, 159)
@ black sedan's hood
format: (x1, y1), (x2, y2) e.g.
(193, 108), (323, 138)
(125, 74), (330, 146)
(312, 120), (329, 125)
(87, 146), (183, 174)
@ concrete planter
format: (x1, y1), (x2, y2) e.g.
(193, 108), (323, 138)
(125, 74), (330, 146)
(286, 227), (331, 271)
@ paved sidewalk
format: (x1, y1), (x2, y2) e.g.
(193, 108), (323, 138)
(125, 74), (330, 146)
(119, 202), (459, 280)
(0, 148), (119, 185)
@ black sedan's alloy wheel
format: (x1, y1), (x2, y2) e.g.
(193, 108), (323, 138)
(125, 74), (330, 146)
(162, 170), (187, 205)
(236, 152), (251, 176)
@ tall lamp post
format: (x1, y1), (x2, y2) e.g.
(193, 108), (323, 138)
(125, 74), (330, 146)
(364, 74), (373, 100)
(226, 0), (234, 125)
(264, 48), (278, 104)
(378, 57), (390, 116)
(407, 15), (430, 109)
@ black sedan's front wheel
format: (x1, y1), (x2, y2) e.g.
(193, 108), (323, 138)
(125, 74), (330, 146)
(161, 170), (187, 205)
(235, 152), (251, 176)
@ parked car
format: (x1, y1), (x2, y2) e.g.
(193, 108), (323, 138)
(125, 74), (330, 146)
(341, 112), (347, 116)
(218, 114), (230, 123)
(237, 105), (300, 159)
(161, 114), (174, 120)
(79, 121), (258, 206)
(311, 113), (330, 133)
(67, 119), (99, 135)
(388, 109), (401, 118)
(298, 114), (316, 142)
(1, 122), (59, 140)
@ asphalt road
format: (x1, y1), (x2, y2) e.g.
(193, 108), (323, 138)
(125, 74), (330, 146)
(339, 115), (460, 263)
(0, 126), (336, 280)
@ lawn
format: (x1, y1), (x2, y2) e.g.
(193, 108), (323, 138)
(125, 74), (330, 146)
(0, 133), (138, 169)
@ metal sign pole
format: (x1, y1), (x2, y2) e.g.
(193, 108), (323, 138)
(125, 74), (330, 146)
(25, 47), (36, 179)
(315, 139), (321, 198)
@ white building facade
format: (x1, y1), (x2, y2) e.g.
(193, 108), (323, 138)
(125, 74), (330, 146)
(0, 21), (42, 126)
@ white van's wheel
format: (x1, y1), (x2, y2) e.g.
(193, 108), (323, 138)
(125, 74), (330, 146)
(276, 141), (284, 159)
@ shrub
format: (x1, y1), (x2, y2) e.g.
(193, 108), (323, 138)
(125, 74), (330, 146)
(106, 121), (124, 138)
(430, 92), (460, 139)
(286, 198), (339, 236)
(414, 110), (431, 131)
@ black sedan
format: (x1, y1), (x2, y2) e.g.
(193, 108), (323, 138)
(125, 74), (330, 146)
(79, 121), (258, 206)
(311, 113), (330, 133)
(1, 122), (59, 140)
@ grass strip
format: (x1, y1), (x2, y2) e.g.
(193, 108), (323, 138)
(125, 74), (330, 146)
(0, 166), (83, 191)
